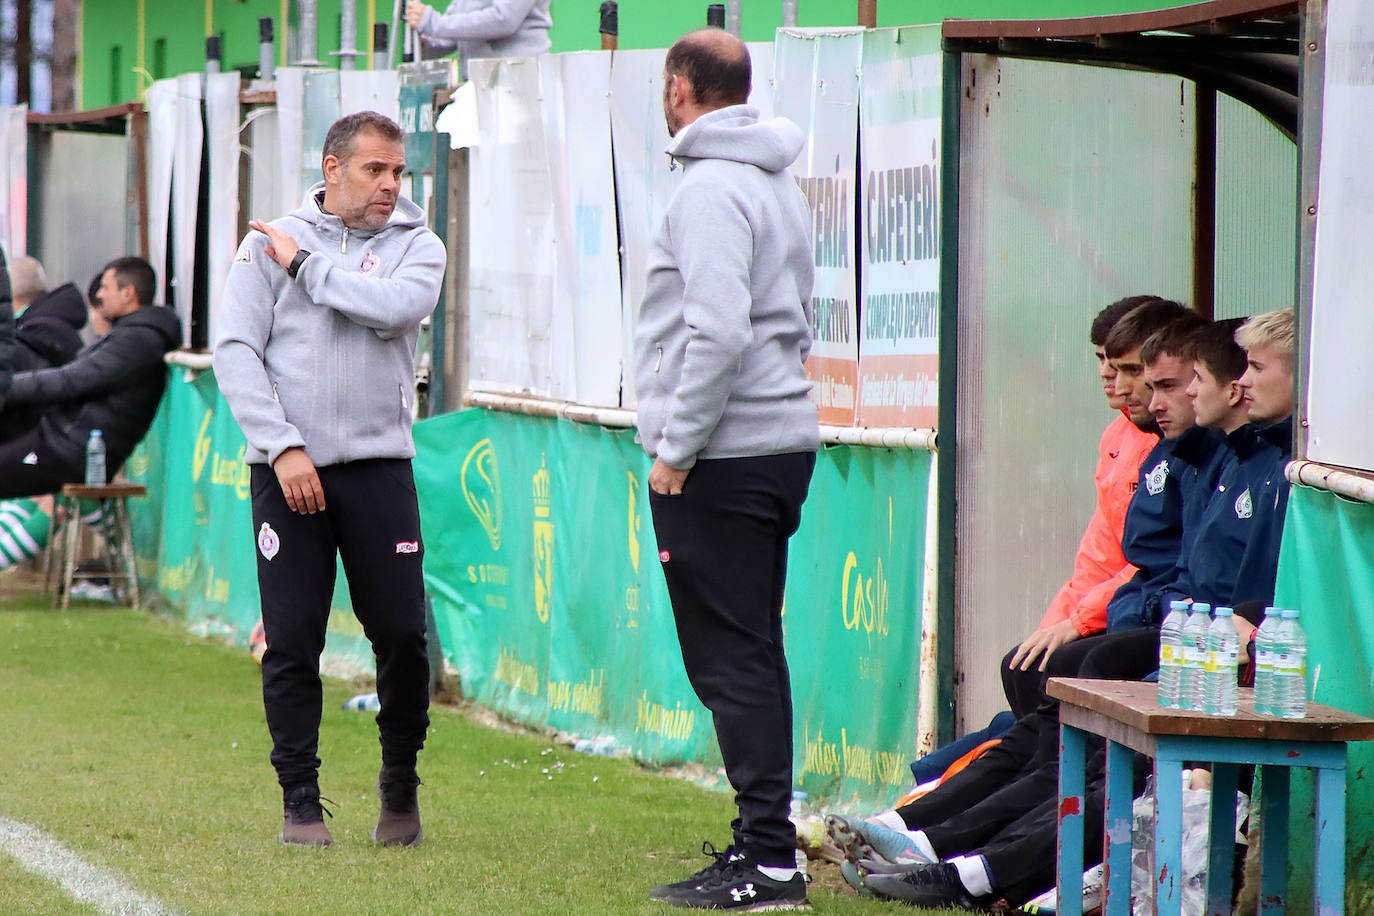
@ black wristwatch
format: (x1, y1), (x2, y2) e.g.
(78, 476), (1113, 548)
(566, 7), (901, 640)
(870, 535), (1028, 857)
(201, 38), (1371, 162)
(287, 249), (311, 278)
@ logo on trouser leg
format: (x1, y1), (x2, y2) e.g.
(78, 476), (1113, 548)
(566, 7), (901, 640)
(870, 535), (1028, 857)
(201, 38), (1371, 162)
(258, 523), (280, 560)
(395, 541), (419, 554)
(658, 550), (670, 563)
(22, 452), (38, 465)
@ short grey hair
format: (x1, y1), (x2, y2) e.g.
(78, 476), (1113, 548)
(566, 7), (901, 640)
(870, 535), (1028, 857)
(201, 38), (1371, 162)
(9, 256), (47, 303)
(321, 111), (403, 167)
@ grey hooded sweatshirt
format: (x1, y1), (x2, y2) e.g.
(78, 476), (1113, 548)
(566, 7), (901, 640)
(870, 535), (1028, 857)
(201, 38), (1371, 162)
(634, 105), (819, 470)
(417, 0), (552, 69)
(214, 184), (446, 467)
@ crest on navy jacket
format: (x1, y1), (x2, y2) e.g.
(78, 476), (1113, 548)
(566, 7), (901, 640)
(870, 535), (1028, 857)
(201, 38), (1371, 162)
(1144, 459), (1170, 496)
(1234, 488), (1253, 520)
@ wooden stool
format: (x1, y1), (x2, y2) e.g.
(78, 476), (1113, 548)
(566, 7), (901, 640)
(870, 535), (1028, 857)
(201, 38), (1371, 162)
(1050, 677), (1374, 916)
(44, 483), (147, 610)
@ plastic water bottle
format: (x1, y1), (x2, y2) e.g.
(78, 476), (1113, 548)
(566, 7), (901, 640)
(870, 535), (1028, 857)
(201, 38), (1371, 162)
(341, 692), (381, 712)
(1178, 603), (1212, 711)
(1157, 600), (1190, 708)
(1252, 607), (1281, 715)
(1274, 608), (1308, 719)
(84, 429), (107, 486)
(1202, 606), (1240, 716)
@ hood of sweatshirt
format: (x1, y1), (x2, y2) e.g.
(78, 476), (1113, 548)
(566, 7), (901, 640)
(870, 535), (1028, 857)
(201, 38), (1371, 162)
(665, 105), (804, 174)
(113, 302), (183, 348)
(20, 282), (87, 331)
(284, 183), (428, 250)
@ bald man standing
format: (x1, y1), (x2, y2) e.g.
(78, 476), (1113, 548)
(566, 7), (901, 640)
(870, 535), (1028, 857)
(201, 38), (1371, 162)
(635, 29), (817, 912)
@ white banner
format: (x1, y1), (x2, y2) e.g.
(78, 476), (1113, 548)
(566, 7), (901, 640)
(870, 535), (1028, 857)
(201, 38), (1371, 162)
(273, 69), (305, 214)
(340, 70), (401, 124)
(857, 26), (942, 428)
(1307, 1), (1374, 469)
(145, 80), (177, 306)
(0, 105), (25, 258)
(205, 72), (241, 349)
(774, 29), (864, 426)
(171, 72), (203, 344)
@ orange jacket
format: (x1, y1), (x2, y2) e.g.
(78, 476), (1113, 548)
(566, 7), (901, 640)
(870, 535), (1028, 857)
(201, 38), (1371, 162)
(1038, 414), (1159, 636)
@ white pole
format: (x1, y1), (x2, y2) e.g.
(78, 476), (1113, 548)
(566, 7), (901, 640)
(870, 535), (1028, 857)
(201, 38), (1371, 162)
(915, 449), (940, 758)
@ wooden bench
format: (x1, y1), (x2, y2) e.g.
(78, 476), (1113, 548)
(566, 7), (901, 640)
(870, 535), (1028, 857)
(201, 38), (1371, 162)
(1048, 676), (1374, 915)
(44, 483), (147, 610)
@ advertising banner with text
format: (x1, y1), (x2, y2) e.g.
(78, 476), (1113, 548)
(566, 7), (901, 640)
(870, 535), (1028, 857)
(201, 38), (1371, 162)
(858, 27), (942, 428)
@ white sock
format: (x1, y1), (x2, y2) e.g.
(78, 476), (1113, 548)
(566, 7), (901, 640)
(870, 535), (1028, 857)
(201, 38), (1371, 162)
(872, 809), (907, 831)
(948, 854), (994, 897)
(909, 829), (939, 863)
(757, 865), (798, 882)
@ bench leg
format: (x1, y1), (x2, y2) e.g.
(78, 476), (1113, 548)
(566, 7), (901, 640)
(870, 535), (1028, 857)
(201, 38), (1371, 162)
(1313, 761), (1346, 916)
(1258, 765), (1288, 914)
(1103, 740), (1134, 915)
(113, 499), (139, 608)
(61, 497), (80, 611)
(1058, 723), (1087, 916)
(1154, 750), (1185, 916)
(1206, 763), (1240, 916)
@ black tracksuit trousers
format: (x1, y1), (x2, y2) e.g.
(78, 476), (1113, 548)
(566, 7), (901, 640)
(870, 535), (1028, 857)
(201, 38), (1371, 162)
(251, 459), (430, 791)
(649, 452), (815, 869)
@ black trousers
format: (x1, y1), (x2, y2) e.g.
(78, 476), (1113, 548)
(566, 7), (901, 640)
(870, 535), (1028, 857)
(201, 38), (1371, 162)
(1001, 643), (1048, 720)
(251, 459), (430, 790)
(649, 451), (815, 868)
(0, 425), (81, 499)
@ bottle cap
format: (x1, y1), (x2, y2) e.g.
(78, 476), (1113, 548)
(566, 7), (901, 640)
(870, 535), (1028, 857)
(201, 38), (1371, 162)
(1169, 600), (1189, 612)
(1192, 603), (1212, 614)
(91, 429), (103, 437)
(1263, 605), (1278, 617)
(1215, 606), (1234, 616)
(1281, 607), (1299, 618)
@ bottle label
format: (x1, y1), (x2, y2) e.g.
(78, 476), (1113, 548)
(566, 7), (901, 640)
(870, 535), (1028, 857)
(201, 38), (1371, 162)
(1160, 645), (1176, 664)
(1255, 649), (1275, 670)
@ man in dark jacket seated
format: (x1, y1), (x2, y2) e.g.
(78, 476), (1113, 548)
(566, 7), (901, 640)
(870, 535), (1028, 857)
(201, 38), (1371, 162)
(0, 256), (181, 498)
(1, 256), (89, 442)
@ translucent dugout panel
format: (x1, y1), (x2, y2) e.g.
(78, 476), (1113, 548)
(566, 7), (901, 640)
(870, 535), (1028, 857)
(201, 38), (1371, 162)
(1214, 92), (1298, 320)
(35, 131), (130, 303)
(955, 56), (1195, 731)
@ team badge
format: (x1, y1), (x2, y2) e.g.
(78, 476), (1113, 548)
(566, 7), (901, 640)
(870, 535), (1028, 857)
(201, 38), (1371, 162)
(258, 522), (281, 560)
(659, 550), (671, 563)
(1234, 488), (1253, 520)
(1144, 459), (1169, 496)
(360, 250), (380, 275)
(21, 452), (38, 465)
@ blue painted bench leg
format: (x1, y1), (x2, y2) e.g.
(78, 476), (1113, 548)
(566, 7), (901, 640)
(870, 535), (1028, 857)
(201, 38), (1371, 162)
(1154, 748), (1185, 916)
(1206, 763), (1240, 916)
(1059, 723), (1087, 916)
(1103, 740), (1134, 915)
(1258, 765), (1288, 914)
(1313, 757), (1347, 916)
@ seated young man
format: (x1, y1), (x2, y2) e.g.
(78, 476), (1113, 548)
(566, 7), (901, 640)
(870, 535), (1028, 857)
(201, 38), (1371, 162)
(853, 311), (1294, 911)
(0, 257), (181, 497)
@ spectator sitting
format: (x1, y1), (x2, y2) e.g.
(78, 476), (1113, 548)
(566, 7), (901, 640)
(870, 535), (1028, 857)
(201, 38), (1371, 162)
(9, 256), (86, 372)
(0, 256), (181, 498)
(405, 0), (551, 74)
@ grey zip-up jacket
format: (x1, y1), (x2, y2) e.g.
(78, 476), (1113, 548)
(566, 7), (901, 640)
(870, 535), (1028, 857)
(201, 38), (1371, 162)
(634, 105), (819, 469)
(417, 0), (552, 68)
(213, 184), (446, 467)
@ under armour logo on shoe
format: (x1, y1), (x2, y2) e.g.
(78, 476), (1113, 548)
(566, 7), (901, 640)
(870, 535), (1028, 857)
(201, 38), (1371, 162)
(729, 884), (756, 902)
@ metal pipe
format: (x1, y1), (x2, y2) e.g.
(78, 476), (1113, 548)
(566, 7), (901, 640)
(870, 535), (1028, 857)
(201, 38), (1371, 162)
(463, 391), (938, 450)
(916, 449), (940, 758)
(600, 1), (618, 51)
(259, 17), (276, 80)
(707, 4), (725, 28)
(782, 0), (798, 27)
(296, 0), (321, 66)
(373, 23), (389, 71)
(1286, 460), (1374, 504)
(205, 35), (221, 74)
(726, 0), (742, 36)
(338, 0), (359, 70)
(858, 0), (876, 28)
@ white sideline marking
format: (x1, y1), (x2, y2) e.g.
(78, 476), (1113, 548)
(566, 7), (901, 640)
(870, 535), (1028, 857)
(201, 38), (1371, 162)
(0, 816), (173, 915)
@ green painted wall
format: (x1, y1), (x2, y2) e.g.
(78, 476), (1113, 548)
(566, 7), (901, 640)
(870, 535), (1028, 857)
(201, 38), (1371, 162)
(81, 0), (1188, 107)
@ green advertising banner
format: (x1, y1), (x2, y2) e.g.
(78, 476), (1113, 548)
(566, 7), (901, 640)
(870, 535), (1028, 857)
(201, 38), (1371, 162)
(1273, 484), (1374, 909)
(127, 373), (377, 673)
(412, 408), (930, 809)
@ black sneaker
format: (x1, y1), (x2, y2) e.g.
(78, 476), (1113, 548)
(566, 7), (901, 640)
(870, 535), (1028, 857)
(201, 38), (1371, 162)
(373, 765), (423, 847)
(281, 783), (334, 847)
(864, 861), (979, 910)
(650, 842), (743, 901)
(655, 857), (811, 911)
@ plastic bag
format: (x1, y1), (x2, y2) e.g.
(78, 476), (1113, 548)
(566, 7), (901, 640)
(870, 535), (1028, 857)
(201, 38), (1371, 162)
(1130, 770), (1249, 915)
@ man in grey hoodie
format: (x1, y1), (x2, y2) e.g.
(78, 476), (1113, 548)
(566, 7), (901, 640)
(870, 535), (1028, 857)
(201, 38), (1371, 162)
(637, 29), (818, 912)
(214, 111), (446, 850)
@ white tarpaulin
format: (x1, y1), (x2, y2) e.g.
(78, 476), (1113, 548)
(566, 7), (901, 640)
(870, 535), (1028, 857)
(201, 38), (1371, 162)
(171, 72), (203, 344)
(1307, 1), (1374, 469)
(274, 69), (305, 214)
(205, 72), (241, 348)
(145, 80), (177, 306)
(0, 105), (26, 258)
(857, 26), (942, 429)
(774, 29), (863, 426)
(341, 70), (401, 124)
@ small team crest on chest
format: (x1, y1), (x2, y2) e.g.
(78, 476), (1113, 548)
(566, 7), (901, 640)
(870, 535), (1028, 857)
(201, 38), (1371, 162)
(360, 250), (380, 274)
(258, 522), (281, 560)
(1234, 488), (1253, 520)
(1145, 460), (1170, 496)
